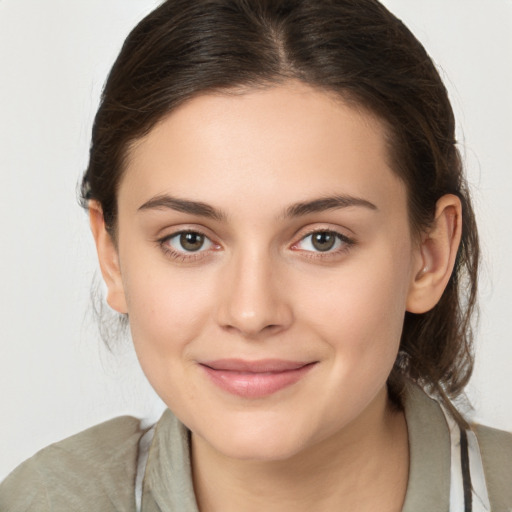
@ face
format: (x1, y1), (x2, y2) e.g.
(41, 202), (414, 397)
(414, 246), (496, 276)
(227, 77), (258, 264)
(105, 83), (423, 461)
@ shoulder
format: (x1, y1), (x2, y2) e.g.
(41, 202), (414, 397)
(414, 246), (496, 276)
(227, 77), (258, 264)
(0, 416), (144, 512)
(475, 422), (512, 460)
(474, 423), (512, 510)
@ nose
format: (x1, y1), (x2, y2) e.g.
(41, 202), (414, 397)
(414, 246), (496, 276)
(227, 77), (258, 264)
(215, 247), (294, 338)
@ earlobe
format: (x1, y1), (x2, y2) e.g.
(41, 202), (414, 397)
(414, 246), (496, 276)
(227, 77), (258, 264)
(406, 194), (462, 314)
(89, 201), (128, 314)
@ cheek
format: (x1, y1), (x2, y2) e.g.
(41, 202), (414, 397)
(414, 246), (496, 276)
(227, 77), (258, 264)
(121, 256), (214, 359)
(295, 240), (413, 364)
(120, 262), (217, 408)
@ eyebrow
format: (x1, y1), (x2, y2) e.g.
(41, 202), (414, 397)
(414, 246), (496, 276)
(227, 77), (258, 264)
(138, 195), (227, 221)
(137, 193), (377, 221)
(281, 195), (378, 219)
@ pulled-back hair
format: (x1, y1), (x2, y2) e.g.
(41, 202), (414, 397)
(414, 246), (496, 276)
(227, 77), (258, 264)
(81, 0), (479, 426)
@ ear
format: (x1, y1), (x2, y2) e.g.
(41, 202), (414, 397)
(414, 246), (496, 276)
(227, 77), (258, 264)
(406, 194), (462, 314)
(89, 201), (128, 314)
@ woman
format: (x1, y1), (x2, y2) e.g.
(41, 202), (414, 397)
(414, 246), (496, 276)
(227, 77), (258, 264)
(1, 0), (511, 510)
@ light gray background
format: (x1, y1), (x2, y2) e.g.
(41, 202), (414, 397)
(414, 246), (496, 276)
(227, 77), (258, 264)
(1, 0), (511, 480)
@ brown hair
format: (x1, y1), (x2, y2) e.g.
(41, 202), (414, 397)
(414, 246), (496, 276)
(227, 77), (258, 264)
(81, 0), (479, 426)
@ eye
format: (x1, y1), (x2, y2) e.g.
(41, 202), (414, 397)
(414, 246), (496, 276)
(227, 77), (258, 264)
(165, 231), (215, 253)
(294, 230), (353, 253)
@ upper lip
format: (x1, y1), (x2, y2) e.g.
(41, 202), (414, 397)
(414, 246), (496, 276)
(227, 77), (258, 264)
(200, 359), (315, 373)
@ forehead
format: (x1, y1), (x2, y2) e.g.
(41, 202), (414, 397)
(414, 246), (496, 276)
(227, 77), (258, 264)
(120, 82), (405, 216)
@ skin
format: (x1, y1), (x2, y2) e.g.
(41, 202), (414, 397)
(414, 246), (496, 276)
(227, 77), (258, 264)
(90, 82), (462, 511)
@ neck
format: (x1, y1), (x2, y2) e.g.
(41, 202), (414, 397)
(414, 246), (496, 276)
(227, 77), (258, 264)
(191, 388), (409, 512)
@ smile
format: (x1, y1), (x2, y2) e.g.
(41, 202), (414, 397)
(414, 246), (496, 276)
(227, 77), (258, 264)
(199, 359), (317, 399)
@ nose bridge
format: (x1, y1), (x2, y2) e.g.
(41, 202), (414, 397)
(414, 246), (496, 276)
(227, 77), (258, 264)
(217, 242), (292, 337)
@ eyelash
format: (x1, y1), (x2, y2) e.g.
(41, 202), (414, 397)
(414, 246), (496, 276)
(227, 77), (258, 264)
(291, 229), (355, 260)
(157, 228), (356, 263)
(158, 230), (219, 263)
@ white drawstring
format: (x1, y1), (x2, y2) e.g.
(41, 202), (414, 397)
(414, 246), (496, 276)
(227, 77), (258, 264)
(443, 408), (491, 511)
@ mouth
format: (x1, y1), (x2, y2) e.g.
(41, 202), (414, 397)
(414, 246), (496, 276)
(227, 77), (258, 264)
(199, 359), (317, 399)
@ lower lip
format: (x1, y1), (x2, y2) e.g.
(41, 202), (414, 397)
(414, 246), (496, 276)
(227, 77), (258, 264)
(200, 363), (316, 399)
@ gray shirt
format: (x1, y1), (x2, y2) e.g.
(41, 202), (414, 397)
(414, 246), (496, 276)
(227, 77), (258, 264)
(1, 384), (511, 511)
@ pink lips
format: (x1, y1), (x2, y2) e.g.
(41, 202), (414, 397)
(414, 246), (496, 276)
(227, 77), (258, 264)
(199, 359), (316, 398)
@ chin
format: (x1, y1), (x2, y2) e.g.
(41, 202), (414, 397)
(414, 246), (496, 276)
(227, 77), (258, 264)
(193, 411), (323, 462)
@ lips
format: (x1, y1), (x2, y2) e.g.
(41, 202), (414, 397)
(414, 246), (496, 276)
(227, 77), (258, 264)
(199, 359), (317, 398)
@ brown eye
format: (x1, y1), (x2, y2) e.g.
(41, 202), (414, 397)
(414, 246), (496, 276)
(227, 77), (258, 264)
(293, 230), (353, 255)
(164, 231), (214, 254)
(180, 232), (205, 251)
(311, 232), (336, 252)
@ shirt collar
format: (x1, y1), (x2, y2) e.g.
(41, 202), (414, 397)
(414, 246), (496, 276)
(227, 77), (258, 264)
(143, 383), (451, 511)
(402, 383), (451, 511)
